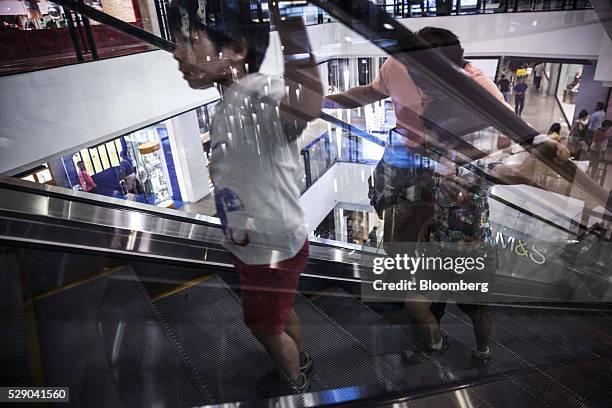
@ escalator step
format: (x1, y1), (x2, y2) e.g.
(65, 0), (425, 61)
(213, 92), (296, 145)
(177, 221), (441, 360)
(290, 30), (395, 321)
(491, 308), (612, 360)
(442, 308), (598, 408)
(0, 254), (29, 386)
(155, 275), (406, 404)
(35, 266), (211, 408)
(294, 295), (401, 391)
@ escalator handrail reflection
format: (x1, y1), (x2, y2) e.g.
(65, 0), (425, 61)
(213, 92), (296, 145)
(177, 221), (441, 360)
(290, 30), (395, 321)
(0, 175), (221, 229)
(308, 0), (610, 214)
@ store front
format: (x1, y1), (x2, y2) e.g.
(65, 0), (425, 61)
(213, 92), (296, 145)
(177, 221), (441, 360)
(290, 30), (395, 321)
(14, 100), (222, 209)
(57, 121), (184, 208)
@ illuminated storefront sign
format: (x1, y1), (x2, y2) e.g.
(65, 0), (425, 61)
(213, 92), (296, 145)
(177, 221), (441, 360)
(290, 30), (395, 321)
(494, 230), (546, 265)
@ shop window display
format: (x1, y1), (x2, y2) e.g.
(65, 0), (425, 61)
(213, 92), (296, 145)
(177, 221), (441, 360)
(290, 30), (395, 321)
(71, 139), (123, 177)
(135, 140), (172, 206)
(124, 123), (176, 207)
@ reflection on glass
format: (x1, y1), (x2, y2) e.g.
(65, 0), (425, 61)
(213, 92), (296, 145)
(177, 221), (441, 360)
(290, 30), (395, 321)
(89, 147), (103, 173)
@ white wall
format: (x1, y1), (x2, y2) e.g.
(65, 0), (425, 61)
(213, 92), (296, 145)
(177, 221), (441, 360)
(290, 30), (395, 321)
(594, 32), (612, 83)
(0, 50), (219, 175)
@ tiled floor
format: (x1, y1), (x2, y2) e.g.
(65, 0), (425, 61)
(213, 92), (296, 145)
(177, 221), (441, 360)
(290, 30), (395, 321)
(182, 193), (217, 216)
(509, 83), (569, 136)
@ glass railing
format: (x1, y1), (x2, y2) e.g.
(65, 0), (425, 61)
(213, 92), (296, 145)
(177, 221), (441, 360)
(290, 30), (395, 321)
(2, 3), (612, 406)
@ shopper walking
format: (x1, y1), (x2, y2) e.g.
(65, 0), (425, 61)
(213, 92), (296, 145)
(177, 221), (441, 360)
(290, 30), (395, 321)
(568, 109), (590, 159)
(589, 102), (606, 142)
(533, 63), (544, 91)
(497, 74), (511, 103)
(513, 78), (528, 116)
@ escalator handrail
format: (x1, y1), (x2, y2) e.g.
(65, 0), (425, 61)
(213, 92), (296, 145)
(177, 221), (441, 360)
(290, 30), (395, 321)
(0, 175), (221, 229)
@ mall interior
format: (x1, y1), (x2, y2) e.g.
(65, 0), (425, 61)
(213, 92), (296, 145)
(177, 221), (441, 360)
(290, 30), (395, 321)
(1, 0), (611, 407)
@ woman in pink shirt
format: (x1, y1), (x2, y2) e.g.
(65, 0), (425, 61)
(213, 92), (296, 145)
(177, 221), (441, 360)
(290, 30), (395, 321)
(77, 161), (97, 193)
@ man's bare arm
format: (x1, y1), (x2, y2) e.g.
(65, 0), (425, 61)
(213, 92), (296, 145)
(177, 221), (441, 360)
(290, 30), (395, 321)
(324, 84), (388, 109)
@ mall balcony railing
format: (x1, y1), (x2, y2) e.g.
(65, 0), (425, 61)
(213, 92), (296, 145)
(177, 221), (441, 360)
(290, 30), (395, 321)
(0, 0), (594, 76)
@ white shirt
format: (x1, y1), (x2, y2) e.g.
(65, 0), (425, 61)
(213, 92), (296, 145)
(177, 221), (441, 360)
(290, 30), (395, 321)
(589, 110), (604, 132)
(210, 74), (308, 265)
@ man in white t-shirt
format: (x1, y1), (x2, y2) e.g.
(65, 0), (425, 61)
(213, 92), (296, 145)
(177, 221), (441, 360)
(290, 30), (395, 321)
(169, 0), (322, 393)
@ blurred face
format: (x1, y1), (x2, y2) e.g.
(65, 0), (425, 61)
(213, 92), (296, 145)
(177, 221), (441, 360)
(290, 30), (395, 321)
(170, 9), (246, 89)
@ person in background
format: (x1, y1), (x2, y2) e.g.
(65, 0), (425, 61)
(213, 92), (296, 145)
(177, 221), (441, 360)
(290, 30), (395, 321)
(568, 109), (590, 159)
(513, 78), (528, 116)
(590, 120), (611, 168)
(497, 74), (511, 103)
(77, 161), (96, 193)
(547, 123), (562, 142)
(118, 151), (142, 194)
(169, 0), (322, 393)
(589, 102), (606, 142)
(368, 226), (378, 247)
(533, 63), (544, 91)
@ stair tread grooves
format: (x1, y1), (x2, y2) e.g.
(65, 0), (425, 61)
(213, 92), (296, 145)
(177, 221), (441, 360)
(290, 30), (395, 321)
(155, 276), (271, 402)
(156, 277), (399, 403)
(312, 289), (602, 407)
(295, 295), (401, 389)
(36, 267), (209, 408)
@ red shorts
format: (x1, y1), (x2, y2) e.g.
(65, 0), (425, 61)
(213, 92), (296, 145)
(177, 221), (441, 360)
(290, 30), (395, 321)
(234, 241), (309, 335)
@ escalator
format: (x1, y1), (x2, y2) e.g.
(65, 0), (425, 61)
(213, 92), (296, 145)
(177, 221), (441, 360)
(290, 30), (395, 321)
(2, 0), (611, 406)
(1, 186), (611, 407)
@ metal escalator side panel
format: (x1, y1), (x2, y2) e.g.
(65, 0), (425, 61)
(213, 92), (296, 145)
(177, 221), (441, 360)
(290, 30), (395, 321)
(0, 253), (30, 386)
